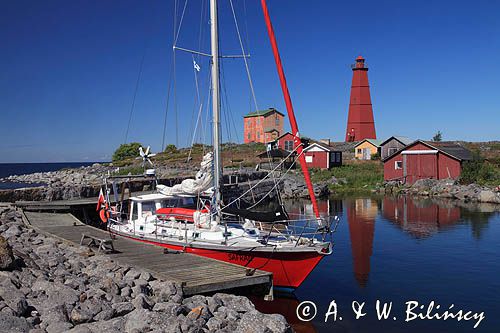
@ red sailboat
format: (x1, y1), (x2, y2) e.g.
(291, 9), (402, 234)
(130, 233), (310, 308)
(104, 0), (335, 289)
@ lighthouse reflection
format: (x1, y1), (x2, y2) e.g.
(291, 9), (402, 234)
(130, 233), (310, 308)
(346, 198), (377, 288)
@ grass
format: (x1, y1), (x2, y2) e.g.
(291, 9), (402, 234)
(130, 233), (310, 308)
(309, 160), (383, 194)
(114, 166), (144, 176)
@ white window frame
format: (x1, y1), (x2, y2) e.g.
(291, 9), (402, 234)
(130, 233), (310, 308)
(395, 161), (403, 170)
(388, 147), (398, 156)
(305, 155), (313, 163)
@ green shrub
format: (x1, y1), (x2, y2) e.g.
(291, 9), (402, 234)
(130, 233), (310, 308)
(112, 142), (143, 162)
(114, 166), (144, 176)
(460, 151), (500, 186)
(309, 162), (383, 193)
(164, 144), (178, 154)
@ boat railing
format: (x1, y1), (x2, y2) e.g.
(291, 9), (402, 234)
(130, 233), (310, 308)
(256, 215), (339, 247)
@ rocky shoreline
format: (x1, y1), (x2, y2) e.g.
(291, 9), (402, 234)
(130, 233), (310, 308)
(0, 206), (291, 333)
(0, 165), (329, 203)
(379, 178), (500, 204)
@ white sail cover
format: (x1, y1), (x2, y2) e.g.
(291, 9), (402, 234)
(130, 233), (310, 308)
(157, 152), (213, 196)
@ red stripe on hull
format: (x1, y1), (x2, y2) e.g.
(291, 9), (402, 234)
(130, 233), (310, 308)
(114, 232), (324, 288)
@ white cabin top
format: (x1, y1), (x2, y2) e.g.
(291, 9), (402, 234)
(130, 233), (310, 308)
(130, 193), (196, 202)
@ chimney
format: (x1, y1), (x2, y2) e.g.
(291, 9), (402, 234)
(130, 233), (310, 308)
(345, 56), (376, 142)
(319, 139), (331, 146)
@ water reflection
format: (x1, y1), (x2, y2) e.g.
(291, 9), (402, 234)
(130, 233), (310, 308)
(253, 196), (499, 332)
(346, 199), (376, 288)
(382, 196), (461, 238)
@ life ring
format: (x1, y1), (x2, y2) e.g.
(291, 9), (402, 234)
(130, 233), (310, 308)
(99, 203), (110, 223)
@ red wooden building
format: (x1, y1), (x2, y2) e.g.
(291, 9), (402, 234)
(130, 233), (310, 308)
(303, 142), (342, 169)
(383, 140), (472, 184)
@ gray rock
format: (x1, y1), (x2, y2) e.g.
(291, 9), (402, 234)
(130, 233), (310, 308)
(111, 302), (135, 316)
(0, 236), (14, 270)
(120, 286), (131, 297)
(149, 280), (182, 303)
(93, 308), (115, 321)
(152, 302), (185, 316)
(214, 293), (255, 313)
(45, 321), (74, 333)
(124, 268), (141, 280)
(125, 309), (179, 332)
(70, 307), (93, 325)
(38, 304), (70, 326)
(0, 312), (32, 332)
(479, 190), (498, 203)
(139, 271), (153, 281)
(0, 277), (29, 316)
(206, 316), (223, 331)
(236, 310), (291, 333)
(4, 224), (23, 238)
(132, 293), (152, 310)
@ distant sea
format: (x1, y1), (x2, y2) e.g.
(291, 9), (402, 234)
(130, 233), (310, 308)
(0, 162), (99, 190)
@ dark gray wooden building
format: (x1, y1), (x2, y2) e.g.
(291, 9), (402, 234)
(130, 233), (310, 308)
(380, 136), (412, 160)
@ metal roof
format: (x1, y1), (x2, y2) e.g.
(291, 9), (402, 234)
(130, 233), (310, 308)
(380, 136), (413, 146)
(423, 141), (473, 161)
(382, 140), (473, 162)
(354, 139), (382, 148)
(243, 108), (285, 118)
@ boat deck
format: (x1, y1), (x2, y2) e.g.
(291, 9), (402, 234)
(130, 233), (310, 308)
(21, 211), (272, 296)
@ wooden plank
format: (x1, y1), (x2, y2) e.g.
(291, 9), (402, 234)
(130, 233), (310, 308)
(22, 211), (272, 296)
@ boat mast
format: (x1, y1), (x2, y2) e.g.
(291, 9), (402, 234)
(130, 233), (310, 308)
(210, 0), (222, 224)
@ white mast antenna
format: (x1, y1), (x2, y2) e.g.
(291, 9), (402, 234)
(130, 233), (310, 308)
(210, 0), (222, 224)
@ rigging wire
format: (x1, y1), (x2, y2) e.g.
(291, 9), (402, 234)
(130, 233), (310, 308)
(229, 0), (284, 207)
(124, 51), (146, 144)
(124, 1), (157, 144)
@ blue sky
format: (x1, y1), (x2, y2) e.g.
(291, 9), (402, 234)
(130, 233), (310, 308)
(1, 0), (499, 162)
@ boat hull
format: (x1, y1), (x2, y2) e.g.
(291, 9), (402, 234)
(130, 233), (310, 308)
(112, 231), (325, 288)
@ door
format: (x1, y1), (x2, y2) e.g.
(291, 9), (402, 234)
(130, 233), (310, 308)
(362, 148), (371, 160)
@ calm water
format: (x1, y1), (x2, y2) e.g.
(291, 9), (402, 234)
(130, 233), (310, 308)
(0, 162), (98, 189)
(253, 196), (500, 333)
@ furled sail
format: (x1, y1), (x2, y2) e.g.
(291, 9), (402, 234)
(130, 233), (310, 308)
(157, 152), (213, 196)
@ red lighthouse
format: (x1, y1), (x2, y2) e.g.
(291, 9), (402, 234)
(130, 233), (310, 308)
(345, 56), (376, 142)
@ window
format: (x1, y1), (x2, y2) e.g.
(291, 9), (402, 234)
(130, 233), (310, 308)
(142, 201), (156, 217)
(284, 140), (294, 151)
(247, 132), (251, 140)
(357, 148), (362, 154)
(275, 117), (280, 126)
(257, 131), (260, 139)
(395, 161), (403, 170)
(335, 152), (341, 163)
(305, 155), (313, 163)
(388, 147), (398, 156)
(256, 118), (260, 125)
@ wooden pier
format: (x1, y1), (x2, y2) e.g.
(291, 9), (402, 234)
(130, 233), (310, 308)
(22, 211), (272, 296)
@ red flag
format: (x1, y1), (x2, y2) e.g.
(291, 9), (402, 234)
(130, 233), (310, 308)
(96, 188), (105, 211)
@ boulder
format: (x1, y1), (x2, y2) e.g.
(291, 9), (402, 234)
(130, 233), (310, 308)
(236, 310), (291, 333)
(0, 236), (14, 270)
(0, 312), (32, 332)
